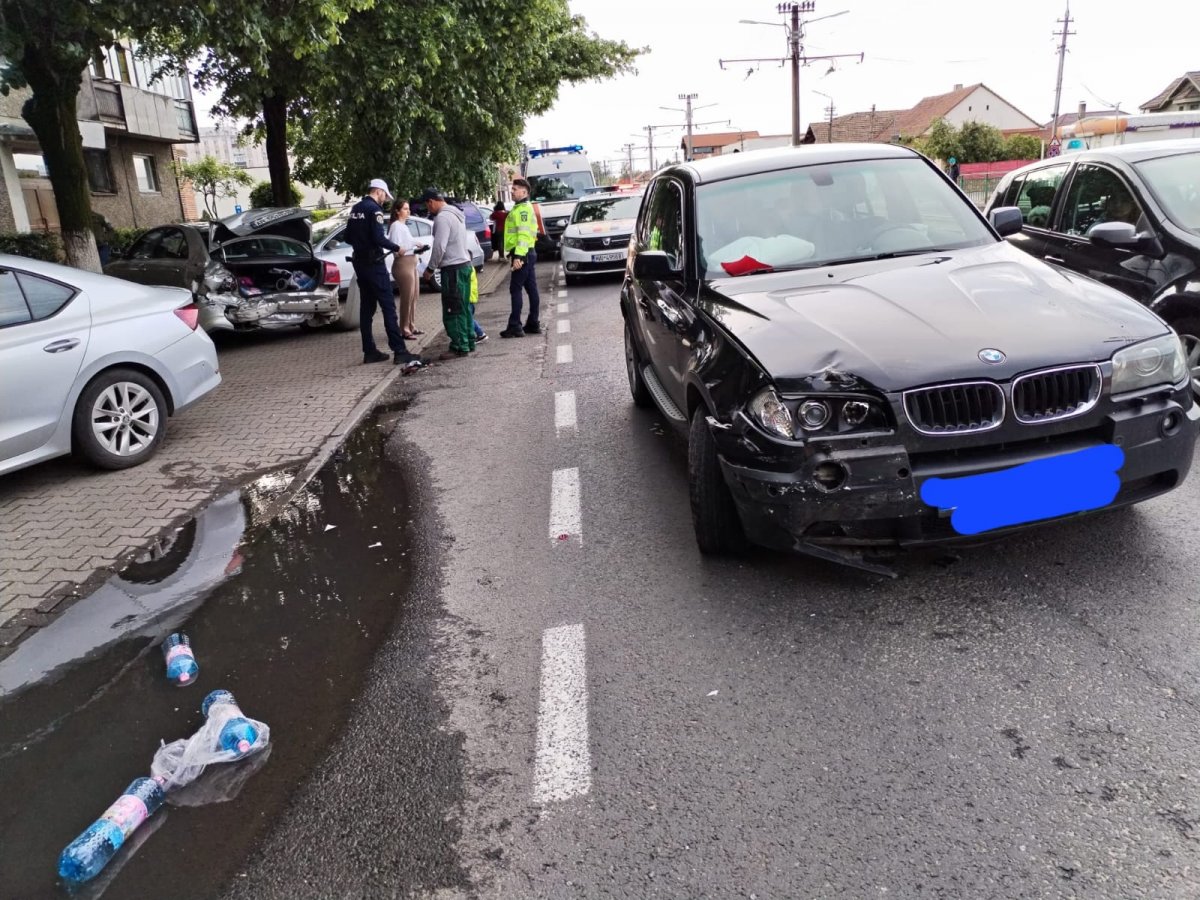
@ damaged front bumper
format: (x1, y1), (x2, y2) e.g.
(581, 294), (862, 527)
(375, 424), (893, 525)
(712, 393), (1198, 573)
(199, 289), (340, 332)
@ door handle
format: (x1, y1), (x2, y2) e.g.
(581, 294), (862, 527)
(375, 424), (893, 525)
(43, 339), (80, 353)
(1045, 255), (1065, 264)
(656, 298), (682, 326)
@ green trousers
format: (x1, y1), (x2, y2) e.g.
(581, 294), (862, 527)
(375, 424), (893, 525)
(440, 264), (476, 353)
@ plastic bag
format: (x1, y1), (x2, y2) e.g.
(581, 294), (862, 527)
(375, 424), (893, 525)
(150, 702), (270, 793)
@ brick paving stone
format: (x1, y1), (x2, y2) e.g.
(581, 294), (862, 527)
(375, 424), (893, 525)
(0, 264), (511, 630)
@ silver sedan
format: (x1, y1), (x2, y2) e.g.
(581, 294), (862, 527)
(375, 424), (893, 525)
(0, 254), (221, 476)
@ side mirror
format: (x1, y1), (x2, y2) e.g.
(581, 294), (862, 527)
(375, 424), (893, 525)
(989, 206), (1024, 237)
(1088, 221), (1138, 247)
(633, 250), (681, 281)
(345, 255), (353, 262)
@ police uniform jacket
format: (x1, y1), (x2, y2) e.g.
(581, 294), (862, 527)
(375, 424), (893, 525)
(346, 196), (400, 269)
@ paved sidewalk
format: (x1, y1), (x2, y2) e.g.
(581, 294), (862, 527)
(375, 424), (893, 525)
(0, 261), (511, 644)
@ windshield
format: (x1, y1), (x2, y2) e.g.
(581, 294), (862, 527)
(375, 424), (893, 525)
(529, 171), (595, 202)
(571, 195), (643, 224)
(1134, 151), (1200, 235)
(695, 157), (996, 278)
(310, 219), (343, 244)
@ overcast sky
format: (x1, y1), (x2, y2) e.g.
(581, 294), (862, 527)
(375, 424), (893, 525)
(196, 0), (1193, 171)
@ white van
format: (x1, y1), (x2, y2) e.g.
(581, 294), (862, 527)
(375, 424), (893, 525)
(523, 145), (597, 256)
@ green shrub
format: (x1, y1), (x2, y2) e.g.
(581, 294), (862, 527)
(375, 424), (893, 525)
(0, 231), (63, 263)
(109, 227), (147, 255)
(310, 208), (338, 222)
(249, 180), (303, 208)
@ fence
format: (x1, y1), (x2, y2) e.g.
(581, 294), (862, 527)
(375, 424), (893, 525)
(957, 173), (1008, 210)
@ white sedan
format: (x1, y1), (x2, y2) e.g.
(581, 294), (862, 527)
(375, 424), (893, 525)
(0, 254), (221, 476)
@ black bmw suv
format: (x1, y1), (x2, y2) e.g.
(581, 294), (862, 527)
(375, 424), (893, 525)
(983, 140), (1200, 400)
(621, 143), (1197, 574)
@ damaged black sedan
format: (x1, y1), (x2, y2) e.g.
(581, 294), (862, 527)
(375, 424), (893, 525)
(620, 144), (1198, 574)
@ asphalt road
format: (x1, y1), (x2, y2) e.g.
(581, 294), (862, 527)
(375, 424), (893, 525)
(8, 261), (1200, 899)
(381, 265), (1200, 898)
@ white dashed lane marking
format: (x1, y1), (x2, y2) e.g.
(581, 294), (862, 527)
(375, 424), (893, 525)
(557, 344), (573, 364)
(549, 467), (582, 544)
(533, 624), (592, 803)
(555, 390), (577, 434)
(559, 302), (570, 313)
(557, 319), (571, 334)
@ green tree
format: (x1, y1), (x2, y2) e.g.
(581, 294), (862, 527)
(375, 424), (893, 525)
(138, 0), (371, 208)
(919, 117), (961, 163)
(291, 0), (642, 199)
(174, 155), (253, 219)
(0, 1), (129, 270)
(1004, 133), (1043, 161)
(249, 180), (302, 208)
(957, 121), (1007, 163)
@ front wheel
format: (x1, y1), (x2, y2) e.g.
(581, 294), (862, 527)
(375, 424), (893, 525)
(688, 407), (747, 555)
(624, 319), (652, 408)
(73, 369), (168, 470)
(1169, 315), (1200, 402)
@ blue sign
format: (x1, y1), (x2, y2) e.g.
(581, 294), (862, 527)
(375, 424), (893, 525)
(234, 204), (243, 214)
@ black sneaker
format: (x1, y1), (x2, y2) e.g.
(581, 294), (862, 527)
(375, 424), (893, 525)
(500, 328), (525, 338)
(394, 352), (422, 367)
(524, 322), (542, 335)
(476, 333), (489, 342)
(363, 350), (389, 364)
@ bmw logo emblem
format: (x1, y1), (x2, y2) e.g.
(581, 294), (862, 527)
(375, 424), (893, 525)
(979, 348), (1006, 364)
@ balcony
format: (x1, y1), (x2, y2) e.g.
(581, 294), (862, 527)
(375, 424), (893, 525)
(80, 75), (199, 144)
(93, 82), (125, 125)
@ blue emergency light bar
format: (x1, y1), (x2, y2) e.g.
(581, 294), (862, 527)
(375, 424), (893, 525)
(528, 145), (585, 158)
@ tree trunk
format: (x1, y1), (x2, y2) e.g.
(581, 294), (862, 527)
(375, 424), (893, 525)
(262, 93), (293, 208)
(21, 48), (100, 273)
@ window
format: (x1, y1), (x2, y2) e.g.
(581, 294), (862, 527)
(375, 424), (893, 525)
(16, 273), (74, 319)
(128, 230), (164, 260)
(133, 155), (159, 193)
(1058, 164), (1149, 237)
(642, 178), (684, 269)
(1135, 150), (1200, 235)
(0, 271), (31, 327)
(84, 149), (114, 194)
(408, 221), (432, 238)
(1013, 164), (1068, 228)
(154, 229), (189, 259)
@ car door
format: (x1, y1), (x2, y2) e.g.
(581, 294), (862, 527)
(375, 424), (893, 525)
(138, 226), (199, 290)
(408, 219), (433, 276)
(0, 268), (91, 461)
(1004, 161), (1071, 261)
(632, 176), (691, 408)
(105, 228), (166, 284)
(1048, 163), (1163, 304)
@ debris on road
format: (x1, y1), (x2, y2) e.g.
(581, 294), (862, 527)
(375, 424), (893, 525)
(163, 633), (200, 686)
(152, 690), (270, 793)
(59, 777), (167, 884)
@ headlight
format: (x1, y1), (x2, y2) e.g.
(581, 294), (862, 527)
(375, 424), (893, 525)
(1111, 333), (1187, 394)
(748, 388), (794, 439)
(797, 399), (831, 430)
(562, 237), (583, 249)
(555, 218), (569, 227)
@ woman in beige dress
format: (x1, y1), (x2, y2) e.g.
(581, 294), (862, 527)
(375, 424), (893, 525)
(387, 200), (423, 338)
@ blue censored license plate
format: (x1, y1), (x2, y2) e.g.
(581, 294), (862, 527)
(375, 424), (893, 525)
(593, 252), (625, 263)
(919, 444), (1125, 535)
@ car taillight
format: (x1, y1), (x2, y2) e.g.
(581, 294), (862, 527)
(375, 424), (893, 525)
(322, 261), (341, 286)
(483, 226), (491, 240)
(174, 304), (200, 331)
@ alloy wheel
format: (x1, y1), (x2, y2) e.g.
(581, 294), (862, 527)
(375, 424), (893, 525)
(91, 382), (160, 457)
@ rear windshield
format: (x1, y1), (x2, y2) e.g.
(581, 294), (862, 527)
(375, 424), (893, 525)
(1135, 151), (1200, 235)
(695, 156), (995, 278)
(458, 203), (485, 229)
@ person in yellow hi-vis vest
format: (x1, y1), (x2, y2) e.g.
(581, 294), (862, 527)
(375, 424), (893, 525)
(468, 265), (488, 342)
(500, 178), (542, 338)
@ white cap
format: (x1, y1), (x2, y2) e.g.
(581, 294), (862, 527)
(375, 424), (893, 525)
(368, 178), (393, 201)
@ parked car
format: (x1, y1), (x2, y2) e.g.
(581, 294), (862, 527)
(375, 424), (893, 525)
(983, 139), (1200, 399)
(560, 186), (644, 285)
(0, 254), (220, 476)
(104, 208), (347, 334)
(621, 144), (1197, 574)
(411, 198), (493, 259)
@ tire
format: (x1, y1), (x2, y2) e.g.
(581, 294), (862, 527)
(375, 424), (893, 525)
(688, 406), (747, 556)
(73, 368), (168, 470)
(624, 318), (652, 408)
(335, 281), (361, 331)
(1168, 314), (1200, 402)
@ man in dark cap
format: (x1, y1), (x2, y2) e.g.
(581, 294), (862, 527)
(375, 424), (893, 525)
(420, 187), (476, 359)
(345, 178), (424, 369)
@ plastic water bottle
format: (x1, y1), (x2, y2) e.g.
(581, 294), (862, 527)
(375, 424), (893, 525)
(162, 633), (199, 686)
(58, 777), (165, 883)
(201, 690), (258, 756)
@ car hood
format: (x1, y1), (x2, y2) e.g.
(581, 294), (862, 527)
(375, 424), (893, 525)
(565, 217), (636, 238)
(699, 241), (1169, 393)
(210, 207), (311, 246)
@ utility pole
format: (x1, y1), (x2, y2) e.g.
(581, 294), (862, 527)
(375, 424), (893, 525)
(659, 98), (720, 162)
(620, 142), (636, 178)
(722, 5), (861, 147)
(1048, 3), (1075, 156)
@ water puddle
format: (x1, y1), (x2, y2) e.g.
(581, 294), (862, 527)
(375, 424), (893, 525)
(0, 416), (418, 898)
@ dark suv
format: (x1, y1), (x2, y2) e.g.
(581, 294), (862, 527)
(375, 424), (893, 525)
(621, 144), (1196, 574)
(983, 140), (1200, 399)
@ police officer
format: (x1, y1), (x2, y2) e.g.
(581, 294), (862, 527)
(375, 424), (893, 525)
(346, 178), (423, 369)
(500, 178), (541, 338)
